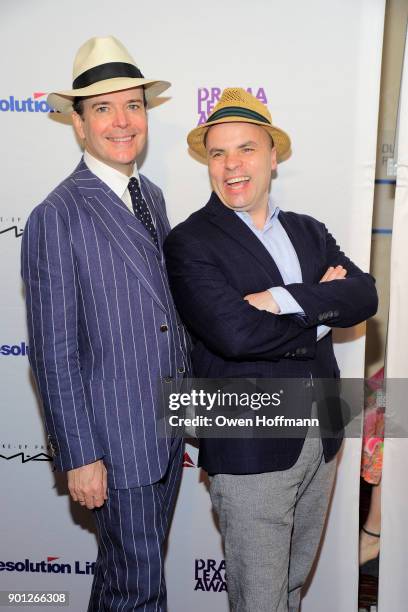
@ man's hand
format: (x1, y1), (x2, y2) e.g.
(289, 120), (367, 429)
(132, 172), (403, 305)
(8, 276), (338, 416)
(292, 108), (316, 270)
(244, 290), (280, 314)
(67, 459), (108, 510)
(320, 265), (347, 282)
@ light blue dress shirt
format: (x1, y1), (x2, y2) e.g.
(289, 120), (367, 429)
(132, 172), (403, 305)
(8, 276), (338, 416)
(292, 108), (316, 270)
(235, 199), (330, 341)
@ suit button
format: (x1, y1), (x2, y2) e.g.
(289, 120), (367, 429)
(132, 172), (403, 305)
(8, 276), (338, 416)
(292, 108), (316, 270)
(163, 376), (173, 383)
(47, 435), (58, 456)
(160, 324), (168, 332)
(177, 366), (185, 374)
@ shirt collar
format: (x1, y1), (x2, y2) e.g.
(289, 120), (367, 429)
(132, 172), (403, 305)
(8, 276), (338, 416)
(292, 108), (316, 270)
(83, 151), (140, 200)
(235, 197), (279, 228)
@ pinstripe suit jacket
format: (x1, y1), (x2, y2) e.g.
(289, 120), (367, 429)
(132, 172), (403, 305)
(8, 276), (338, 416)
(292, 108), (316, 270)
(21, 159), (189, 489)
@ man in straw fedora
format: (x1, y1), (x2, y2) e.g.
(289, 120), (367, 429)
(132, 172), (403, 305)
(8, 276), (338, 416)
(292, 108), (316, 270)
(21, 36), (189, 611)
(164, 88), (378, 611)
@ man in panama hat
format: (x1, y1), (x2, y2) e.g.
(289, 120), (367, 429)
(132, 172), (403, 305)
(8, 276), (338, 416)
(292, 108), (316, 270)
(164, 88), (378, 611)
(21, 35), (189, 611)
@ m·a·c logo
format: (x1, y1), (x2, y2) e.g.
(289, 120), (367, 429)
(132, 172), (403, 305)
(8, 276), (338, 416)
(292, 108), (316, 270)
(0, 442), (52, 464)
(0, 92), (54, 113)
(0, 216), (25, 239)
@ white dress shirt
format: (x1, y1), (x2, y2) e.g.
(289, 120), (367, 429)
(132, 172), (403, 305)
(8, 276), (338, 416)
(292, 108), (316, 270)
(84, 151), (140, 212)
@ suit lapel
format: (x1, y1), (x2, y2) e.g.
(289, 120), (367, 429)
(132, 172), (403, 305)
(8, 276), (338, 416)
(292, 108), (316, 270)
(72, 161), (167, 312)
(205, 193), (285, 285)
(140, 175), (170, 246)
(278, 211), (315, 283)
(205, 193), (317, 285)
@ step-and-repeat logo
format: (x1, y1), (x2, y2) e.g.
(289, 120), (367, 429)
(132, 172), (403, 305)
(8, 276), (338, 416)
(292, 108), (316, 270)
(0, 342), (29, 356)
(0, 93), (53, 113)
(0, 216), (25, 239)
(0, 556), (95, 575)
(183, 451), (196, 468)
(0, 442), (52, 464)
(197, 87), (268, 125)
(194, 558), (227, 592)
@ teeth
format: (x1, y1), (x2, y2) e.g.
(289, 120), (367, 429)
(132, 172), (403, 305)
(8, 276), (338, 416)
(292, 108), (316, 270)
(226, 177), (249, 185)
(108, 136), (133, 142)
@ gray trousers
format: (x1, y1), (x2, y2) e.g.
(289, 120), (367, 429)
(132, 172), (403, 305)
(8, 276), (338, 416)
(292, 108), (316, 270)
(209, 435), (337, 612)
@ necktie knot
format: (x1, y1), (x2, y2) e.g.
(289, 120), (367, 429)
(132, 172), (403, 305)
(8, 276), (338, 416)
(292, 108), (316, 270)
(128, 178), (159, 249)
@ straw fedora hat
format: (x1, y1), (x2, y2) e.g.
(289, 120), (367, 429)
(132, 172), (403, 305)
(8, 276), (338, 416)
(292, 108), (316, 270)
(47, 36), (170, 113)
(187, 87), (291, 162)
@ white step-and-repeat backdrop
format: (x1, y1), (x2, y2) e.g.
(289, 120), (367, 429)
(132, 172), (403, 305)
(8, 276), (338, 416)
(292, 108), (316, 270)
(1, 1), (385, 610)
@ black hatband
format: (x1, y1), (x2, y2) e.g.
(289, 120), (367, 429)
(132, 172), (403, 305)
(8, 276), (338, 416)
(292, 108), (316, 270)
(73, 62), (144, 90)
(207, 106), (271, 125)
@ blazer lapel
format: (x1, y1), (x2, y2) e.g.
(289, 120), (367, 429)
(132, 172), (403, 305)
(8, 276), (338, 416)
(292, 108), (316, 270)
(278, 211), (315, 283)
(140, 175), (170, 247)
(205, 192), (285, 285)
(72, 162), (167, 312)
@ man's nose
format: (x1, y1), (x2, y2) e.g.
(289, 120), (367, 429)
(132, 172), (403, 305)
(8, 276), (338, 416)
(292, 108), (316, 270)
(225, 153), (241, 170)
(112, 108), (129, 128)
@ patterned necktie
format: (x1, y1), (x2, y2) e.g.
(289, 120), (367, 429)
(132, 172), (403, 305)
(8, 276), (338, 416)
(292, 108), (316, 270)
(128, 177), (159, 249)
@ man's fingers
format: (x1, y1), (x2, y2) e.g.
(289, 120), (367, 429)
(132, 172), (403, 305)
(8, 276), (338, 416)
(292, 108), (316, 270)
(320, 265), (347, 282)
(93, 495), (106, 508)
(320, 266), (334, 282)
(67, 459), (107, 507)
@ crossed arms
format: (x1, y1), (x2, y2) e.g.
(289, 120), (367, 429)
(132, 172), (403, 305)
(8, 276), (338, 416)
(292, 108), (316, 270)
(163, 223), (378, 361)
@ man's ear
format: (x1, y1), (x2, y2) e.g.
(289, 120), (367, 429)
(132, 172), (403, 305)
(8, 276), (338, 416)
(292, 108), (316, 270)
(72, 111), (85, 141)
(271, 146), (278, 172)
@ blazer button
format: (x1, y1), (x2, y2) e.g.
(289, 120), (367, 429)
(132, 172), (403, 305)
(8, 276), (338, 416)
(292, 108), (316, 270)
(47, 435), (58, 457)
(177, 366), (185, 374)
(160, 324), (168, 332)
(163, 376), (173, 383)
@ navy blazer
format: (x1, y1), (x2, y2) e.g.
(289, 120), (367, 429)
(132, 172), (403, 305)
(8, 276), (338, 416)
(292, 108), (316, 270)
(21, 160), (190, 489)
(164, 192), (378, 474)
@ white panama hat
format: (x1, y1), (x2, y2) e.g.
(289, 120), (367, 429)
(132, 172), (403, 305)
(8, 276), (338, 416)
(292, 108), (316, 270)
(47, 35), (170, 113)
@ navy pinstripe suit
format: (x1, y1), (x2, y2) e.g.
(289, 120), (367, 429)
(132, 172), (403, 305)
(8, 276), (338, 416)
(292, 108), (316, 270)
(21, 159), (189, 610)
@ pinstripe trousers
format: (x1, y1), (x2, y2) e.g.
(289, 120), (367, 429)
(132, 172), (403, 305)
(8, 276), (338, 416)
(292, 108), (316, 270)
(88, 439), (183, 612)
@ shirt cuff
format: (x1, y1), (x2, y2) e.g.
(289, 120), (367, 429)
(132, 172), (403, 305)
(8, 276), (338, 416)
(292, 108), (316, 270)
(268, 287), (304, 315)
(317, 325), (331, 341)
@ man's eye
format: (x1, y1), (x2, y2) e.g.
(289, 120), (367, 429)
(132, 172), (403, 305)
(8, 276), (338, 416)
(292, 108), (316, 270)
(128, 103), (141, 110)
(95, 106), (109, 113)
(211, 152), (222, 159)
(243, 147), (254, 153)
